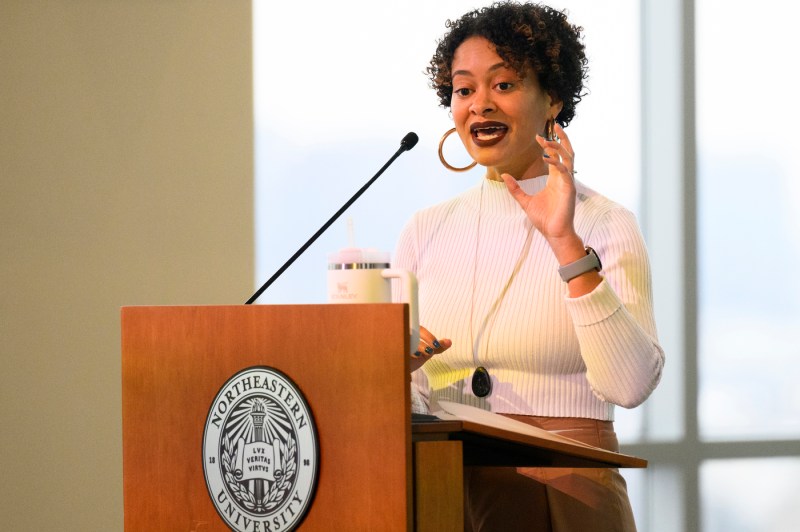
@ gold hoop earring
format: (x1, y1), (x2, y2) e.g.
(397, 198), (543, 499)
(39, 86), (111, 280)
(544, 118), (557, 141)
(438, 128), (477, 172)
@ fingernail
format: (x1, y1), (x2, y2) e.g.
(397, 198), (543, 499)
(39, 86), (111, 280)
(433, 340), (441, 349)
(424, 346), (434, 355)
(413, 351), (422, 357)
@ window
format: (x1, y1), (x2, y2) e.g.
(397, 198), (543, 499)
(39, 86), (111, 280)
(626, 1), (800, 530)
(697, 0), (800, 443)
(695, 0), (800, 529)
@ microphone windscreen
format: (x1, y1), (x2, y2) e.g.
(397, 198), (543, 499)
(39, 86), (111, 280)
(400, 132), (419, 152)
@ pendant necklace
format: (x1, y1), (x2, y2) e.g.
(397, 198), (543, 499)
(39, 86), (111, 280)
(469, 181), (534, 398)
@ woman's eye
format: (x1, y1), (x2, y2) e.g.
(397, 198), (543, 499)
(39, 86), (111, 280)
(496, 82), (514, 91)
(454, 87), (472, 97)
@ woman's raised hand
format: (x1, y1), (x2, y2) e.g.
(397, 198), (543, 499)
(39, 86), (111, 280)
(502, 124), (602, 296)
(501, 123), (578, 247)
(411, 326), (451, 372)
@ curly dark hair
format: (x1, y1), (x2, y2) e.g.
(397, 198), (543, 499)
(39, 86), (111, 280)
(427, 1), (588, 126)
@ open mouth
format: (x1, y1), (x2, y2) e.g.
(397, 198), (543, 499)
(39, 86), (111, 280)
(470, 121), (508, 147)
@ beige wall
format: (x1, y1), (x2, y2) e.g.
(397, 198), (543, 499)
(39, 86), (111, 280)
(0, 2), (253, 529)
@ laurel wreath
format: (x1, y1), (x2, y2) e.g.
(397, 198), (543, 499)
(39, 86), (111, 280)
(220, 432), (298, 513)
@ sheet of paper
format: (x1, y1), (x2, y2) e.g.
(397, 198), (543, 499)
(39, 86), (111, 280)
(434, 401), (602, 450)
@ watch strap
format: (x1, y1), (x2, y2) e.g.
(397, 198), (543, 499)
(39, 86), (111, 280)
(558, 247), (602, 282)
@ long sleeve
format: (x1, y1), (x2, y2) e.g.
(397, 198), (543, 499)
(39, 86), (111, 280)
(566, 205), (664, 408)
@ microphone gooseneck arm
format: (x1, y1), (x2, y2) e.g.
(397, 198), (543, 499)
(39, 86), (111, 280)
(245, 132), (419, 304)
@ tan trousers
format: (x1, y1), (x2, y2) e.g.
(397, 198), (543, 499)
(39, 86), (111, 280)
(463, 416), (637, 532)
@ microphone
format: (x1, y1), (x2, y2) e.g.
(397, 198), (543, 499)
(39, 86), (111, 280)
(400, 132), (419, 152)
(245, 132), (419, 304)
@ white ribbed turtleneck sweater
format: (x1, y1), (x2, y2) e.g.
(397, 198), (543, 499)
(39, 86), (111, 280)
(395, 176), (664, 420)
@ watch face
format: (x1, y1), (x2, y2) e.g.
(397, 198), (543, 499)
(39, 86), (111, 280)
(586, 247), (602, 271)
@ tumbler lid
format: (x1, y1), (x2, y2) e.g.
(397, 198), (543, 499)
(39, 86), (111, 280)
(327, 247), (390, 269)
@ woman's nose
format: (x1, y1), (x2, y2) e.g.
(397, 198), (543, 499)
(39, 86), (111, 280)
(470, 89), (495, 115)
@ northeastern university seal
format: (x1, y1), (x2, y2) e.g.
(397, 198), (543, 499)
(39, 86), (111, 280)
(203, 366), (319, 532)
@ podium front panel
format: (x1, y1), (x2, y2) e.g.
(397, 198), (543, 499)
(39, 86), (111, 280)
(122, 304), (412, 531)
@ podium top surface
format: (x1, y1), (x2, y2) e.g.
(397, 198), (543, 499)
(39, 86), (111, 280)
(412, 419), (647, 469)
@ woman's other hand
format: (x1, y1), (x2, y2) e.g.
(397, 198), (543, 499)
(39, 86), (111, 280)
(411, 326), (452, 372)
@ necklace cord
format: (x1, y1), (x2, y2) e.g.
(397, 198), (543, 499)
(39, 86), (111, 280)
(469, 181), (536, 369)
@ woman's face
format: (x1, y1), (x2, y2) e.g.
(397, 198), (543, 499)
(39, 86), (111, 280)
(450, 36), (563, 180)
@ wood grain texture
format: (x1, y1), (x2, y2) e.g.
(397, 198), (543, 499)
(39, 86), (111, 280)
(122, 304), (411, 531)
(413, 441), (463, 532)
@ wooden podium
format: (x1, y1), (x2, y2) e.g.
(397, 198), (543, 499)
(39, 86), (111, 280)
(122, 304), (645, 531)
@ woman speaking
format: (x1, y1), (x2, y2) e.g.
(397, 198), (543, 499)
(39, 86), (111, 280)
(395, 2), (665, 530)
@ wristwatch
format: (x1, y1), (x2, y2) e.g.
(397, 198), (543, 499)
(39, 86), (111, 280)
(558, 247), (602, 282)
